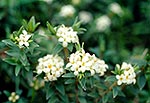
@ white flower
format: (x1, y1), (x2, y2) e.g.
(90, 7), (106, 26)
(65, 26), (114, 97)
(116, 62), (136, 85)
(45, 73), (57, 81)
(109, 2), (123, 15)
(116, 74), (125, 85)
(17, 30), (31, 48)
(96, 15), (111, 32)
(8, 92), (20, 103)
(56, 24), (79, 47)
(59, 5), (75, 17)
(66, 48), (108, 77)
(36, 54), (65, 81)
(79, 11), (93, 24)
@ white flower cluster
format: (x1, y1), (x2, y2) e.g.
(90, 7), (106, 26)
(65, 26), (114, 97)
(116, 62), (136, 85)
(79, 11), (93, 24)
(96, 15), (111, 32)
(59, 5), (75, 17)
(36, 54), (65, 81)
(56, 24), (79, 47)
(66, 49), (108, 76)
(15, 30), (31, 48)
(109, 2), (123, 15)
(8, 92), (19, 103)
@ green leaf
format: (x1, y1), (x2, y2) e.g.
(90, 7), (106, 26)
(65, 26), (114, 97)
(59, 93), (69, 103)
(87, 91), (99, 98)
(19, 51), (29, 66)
(65, 79), (75, 84)
(15, 65), (21, 76)
(62, 73), (75, 78)
(72, 17), (79, 27)
(46, 87), (54, 100)
(137, 74), (146, 90)
(78, 96), (87, 103)
(48, 95), (58, 103)
(17, 26), (24, 36)
(3, 58), (18, 65)
(105, 76), (116, 82)
(78, 28), (86, 33)
(79, 78), (86, 90)
(46, 21), (56, 35)
(118, 89), (125, 97)
(52, 43), (63, 55)
(28, 42), (39, 54)
(3, 90), (10, 96)
(89, 77), (94, 88)
(28, 16), (35, 32)
(67, 44), (73, 52)
(5, 50), (20, 57)
(0, 12), (5, 20)
(2, 39), (16, 47)
(102, 94), (109, 103)
(94, 82), (107, 89)
(24, 66), (30, 71)
(55, 83), (65, 95)
(72, 17), (81, 31)
(129, 58), (147, 68)
(102, 96), (108, 103)
(113, 87), (118, 98)
(73, 21), (81, 30)
(72, 17), (86, 33)
(22, 19), (28, 30)
(75, 43), (81, 51)
(27, 89), (33, 97)
(15, 77), (21, 91)
(34, 22), (40, 31)
(23, 16), (40, 32)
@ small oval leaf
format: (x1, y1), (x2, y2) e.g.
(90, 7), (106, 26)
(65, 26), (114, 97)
(15, 65), (21, 76)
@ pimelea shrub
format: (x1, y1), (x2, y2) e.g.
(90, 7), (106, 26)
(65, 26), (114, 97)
(1, 17), (149, 103)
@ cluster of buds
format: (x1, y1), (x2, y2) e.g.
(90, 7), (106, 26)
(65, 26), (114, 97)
(59, 5), (75, 17)
(66, 48), (108, 76)
(8, 92), (19, 103)
(30, 77), (45, 90)
(79, 11), (93, 24)
(56, 24), (79, 47)
(15, 30), (32, 48)
(96, 15), (111, 32)
(108, 2), (123, 16)
(116, 62), (136, 85)
(36, 54), (65, 81)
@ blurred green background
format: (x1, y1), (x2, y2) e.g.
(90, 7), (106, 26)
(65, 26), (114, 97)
(0, 0), (150, 102)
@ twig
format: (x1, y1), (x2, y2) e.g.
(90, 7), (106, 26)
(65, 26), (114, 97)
(75, 79), (79, 103)
(63, 47), (69, 62)
(95, 82), (117, 103)
(0, 47), (9, 58)
(0, 47), (9, 54)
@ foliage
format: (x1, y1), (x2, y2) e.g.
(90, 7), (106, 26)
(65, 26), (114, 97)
(0, 0), (150, 103)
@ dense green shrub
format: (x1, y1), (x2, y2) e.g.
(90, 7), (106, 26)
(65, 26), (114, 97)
(0, 0), (150, 103)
